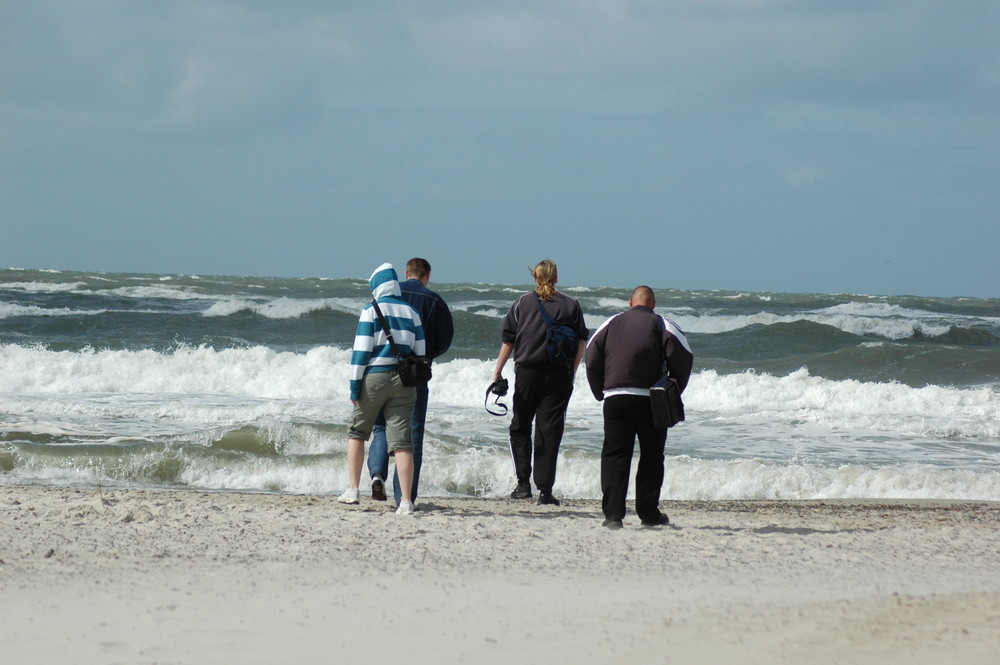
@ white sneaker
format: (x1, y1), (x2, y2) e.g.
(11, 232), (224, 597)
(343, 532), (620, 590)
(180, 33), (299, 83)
(337, 488), (360, 505)
(396, 501), (415, 515)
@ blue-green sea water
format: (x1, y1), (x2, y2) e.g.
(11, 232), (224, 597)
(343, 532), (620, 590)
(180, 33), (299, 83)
(2, 268), (999, 500)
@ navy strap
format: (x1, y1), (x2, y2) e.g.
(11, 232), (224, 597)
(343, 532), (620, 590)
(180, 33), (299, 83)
(534, 293), (559, 329)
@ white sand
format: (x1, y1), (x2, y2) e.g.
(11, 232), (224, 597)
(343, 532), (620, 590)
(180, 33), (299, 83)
(2, 486), (999, 664)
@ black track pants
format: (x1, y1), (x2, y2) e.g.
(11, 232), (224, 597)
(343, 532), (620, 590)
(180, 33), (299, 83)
(509, 364), (574, 493)
(600, 394), (668, 522)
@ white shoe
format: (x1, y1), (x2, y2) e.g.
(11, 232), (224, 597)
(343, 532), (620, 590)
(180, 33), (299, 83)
(396, 501), (415, 515)
(337, 488), (360, 505)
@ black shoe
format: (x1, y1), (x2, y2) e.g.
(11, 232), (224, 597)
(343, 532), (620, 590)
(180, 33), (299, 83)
(641, 514), (670, 527)
(371, 476), (387, 502)
(510, 482), (532, 499)
(602, 519), (624, 530)
(537, 492), (560, 506)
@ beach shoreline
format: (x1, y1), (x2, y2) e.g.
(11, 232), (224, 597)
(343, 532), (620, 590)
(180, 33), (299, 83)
(3, 485), (999, 663)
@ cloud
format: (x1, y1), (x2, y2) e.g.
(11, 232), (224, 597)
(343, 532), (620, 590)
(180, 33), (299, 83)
(5, 1), (996, 125)
(2, 1), (998, 297)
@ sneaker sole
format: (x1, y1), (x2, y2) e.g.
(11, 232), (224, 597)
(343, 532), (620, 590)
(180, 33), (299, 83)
(337, 493), (360, 505)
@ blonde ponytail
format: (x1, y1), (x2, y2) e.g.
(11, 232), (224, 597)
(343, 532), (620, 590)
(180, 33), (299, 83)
(532, 260), (558, 301)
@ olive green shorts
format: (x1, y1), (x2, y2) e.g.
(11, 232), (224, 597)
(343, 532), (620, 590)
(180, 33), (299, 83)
(348, 370), (415, 454)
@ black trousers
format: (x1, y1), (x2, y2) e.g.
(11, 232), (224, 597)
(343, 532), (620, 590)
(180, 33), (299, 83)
(509, 364), (574, 493)
(601, 394), (668, 522)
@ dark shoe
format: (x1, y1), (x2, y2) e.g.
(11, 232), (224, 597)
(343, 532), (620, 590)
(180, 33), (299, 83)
(641, 514), (670, 527)
(510, 482), (532, 499)
(371, 476), (387, 502)
(537, 492), (560, 506)
(602, 519), (624, 530)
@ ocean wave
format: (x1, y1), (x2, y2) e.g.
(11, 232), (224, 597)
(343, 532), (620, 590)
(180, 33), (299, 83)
(687, 368), (1000, 441)
(657, 458), (1000, 501)
(4, 437), (998, 500)
(674, 309), (956, 340)
(822, 302), (935, 318)
(0, 278), (214, 301)
(0, 281), (86, 294)
(103, 285), (219, 301)
(3, 345), (998, 499)
(449, 304), (509, 319)
(0, 302), (107, 319)
(0, 343), (353, 400)
(723, 292), (773, 301)
(3, 343), (998, 443)
(201, 297), (361, 319)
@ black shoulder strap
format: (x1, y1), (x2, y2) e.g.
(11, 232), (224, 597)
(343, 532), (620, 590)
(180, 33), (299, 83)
(370, 300), (403, 360)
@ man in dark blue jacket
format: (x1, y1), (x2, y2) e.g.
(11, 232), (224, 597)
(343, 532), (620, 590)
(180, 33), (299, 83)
(367, 258), (455, 507)
(585, 285), (693, 529)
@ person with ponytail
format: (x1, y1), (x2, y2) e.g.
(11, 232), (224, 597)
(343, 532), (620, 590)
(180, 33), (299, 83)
(492, 259), (589, 505)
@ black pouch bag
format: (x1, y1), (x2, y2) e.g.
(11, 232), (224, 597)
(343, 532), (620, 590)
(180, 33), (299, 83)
(397, 354), (432, 387)
(650, 375), (685, 428)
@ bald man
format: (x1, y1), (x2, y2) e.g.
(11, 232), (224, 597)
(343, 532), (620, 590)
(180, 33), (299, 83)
(585, 285), (694, 530)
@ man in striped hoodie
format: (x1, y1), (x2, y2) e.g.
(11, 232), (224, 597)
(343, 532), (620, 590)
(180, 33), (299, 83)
(339, 263), (426, 515)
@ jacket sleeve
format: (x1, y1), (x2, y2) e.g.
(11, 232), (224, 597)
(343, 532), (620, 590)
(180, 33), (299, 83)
(662, 318), (694, 393)
(574, 303), (590, 342)
(349, 308), (376, 401)
(499, 298), (520, 345)
(584, 326), (607, 401)
(428, 298), (454, 359)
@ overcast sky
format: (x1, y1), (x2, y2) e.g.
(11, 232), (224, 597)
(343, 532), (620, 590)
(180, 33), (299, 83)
(2, 1), (998, 297)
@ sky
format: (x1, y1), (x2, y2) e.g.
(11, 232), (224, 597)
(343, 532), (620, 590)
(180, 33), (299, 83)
(2, 1), (998, 298)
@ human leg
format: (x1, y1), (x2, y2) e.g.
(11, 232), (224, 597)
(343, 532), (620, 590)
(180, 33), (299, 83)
(346, 437), (365, 489)
(367, 411), (390, 484)
(531, 367), (573, 494)
(393, 450), (413, 504)
(508, 366), (543, 494)
(342, 372), (393, 504)
(392, 383), (428, 505)
(600, 396), (638, 521)
(337, 436), (366, 503)
(635, 409), (668, 524)
(383, 375), (416, 506)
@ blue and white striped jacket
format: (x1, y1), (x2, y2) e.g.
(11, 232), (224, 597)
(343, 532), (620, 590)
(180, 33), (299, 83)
(349, 263), (426, 401)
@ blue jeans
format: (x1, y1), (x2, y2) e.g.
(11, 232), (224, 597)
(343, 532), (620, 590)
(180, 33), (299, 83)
(367, 383), (429, 504)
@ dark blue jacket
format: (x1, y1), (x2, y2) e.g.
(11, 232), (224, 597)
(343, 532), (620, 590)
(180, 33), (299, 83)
(399, 278), (454, 361)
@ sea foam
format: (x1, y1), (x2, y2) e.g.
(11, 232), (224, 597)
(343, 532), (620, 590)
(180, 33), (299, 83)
(3, 344), (999, 445)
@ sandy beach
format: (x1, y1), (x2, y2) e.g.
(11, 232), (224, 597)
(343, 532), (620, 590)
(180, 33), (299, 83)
(2, 485), (999, 664)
